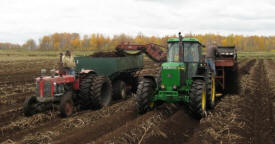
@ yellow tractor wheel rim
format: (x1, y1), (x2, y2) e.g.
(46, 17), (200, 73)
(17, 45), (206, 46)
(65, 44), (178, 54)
(149, 101), (154, 108)
(211, 75), (216, 103)
(201, 84), (206, 110)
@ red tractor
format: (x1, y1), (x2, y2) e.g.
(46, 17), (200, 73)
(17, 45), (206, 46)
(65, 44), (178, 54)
(23, 53), (143, 117)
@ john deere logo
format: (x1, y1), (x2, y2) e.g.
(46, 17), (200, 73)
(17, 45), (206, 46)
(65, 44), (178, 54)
(168, 74), (172, 78)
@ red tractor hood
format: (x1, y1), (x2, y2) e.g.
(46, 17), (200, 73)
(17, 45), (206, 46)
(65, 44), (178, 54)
(35, 75), (75, 84)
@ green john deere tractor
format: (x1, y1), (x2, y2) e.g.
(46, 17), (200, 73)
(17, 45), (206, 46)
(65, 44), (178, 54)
(136, 33), (215, 118)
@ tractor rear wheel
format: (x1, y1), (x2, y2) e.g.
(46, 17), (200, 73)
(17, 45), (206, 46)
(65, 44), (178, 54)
(23, 96), (38, 117)
(90, 75), (112, 109)
(207, 73), (216, 109)
(79, 73), (96, 109)
(136, 78), (155, 114)
(60, 91), (74, 117)
(113, 80), (127, 99)
(189, 79), (207, 119)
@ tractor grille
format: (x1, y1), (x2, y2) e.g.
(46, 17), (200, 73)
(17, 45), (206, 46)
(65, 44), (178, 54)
(36, 81), (51, 97)
(44, 82), (51, 97)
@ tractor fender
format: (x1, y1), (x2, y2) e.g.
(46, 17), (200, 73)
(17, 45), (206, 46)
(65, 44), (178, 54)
(141, 75), (158, 87)
(192, 75), (205, 81)
(79, 69), (96, 75)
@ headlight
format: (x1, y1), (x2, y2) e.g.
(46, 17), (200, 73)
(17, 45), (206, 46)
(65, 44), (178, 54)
(41, 69), (46, 76)
(53, 82), (57, 93)
(177, 66), (185, 70)
(173, 85), (177, 90)
(161, 84), (165, 89)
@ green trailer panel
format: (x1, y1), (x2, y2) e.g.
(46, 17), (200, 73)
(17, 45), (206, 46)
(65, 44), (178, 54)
(74, 55), (144, 78)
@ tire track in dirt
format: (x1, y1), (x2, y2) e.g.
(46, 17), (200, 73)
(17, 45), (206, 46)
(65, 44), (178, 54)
(13, 97), (137, 144)
(0, 111), (60, 143)
(0, 91), (34, 105)
(262, 59), (275, 143)
(53, 107), (138, 144)
(141, 109), (199, 144)
(0, 107), (23, 128)
(90, 104), (178, 144)
(238, 59), (256, 76)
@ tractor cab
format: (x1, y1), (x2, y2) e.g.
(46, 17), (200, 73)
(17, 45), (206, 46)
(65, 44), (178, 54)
(167, 38), (202, 63)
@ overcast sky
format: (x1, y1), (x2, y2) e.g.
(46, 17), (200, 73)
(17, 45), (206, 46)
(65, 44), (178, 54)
(1, 0), (275, 44)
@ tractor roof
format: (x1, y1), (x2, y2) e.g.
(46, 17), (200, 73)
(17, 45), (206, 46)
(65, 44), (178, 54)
(168, 38), (201, 44)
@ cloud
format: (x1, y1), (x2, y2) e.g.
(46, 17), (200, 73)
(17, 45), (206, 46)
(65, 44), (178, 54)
(0, 0), (275, 44)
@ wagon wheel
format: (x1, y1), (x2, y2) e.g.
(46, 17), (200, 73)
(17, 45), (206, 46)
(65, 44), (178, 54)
(90, 75), (112, 109)
(113, 80), (127, 99)
(79, 73), (96, 109)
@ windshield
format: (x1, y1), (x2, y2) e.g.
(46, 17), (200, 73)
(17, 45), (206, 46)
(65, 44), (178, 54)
(167, 42), (200, 62)
(184, 43), (200, 62)
(167, 43), (180, 62)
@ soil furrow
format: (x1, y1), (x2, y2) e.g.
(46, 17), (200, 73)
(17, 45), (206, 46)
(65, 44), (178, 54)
(90, 104), (178, 144)
(141, 109), (199, 144)
(54, 107), (137, 144)
(239, 59), (274, 143)
(0, 107), (23, 128)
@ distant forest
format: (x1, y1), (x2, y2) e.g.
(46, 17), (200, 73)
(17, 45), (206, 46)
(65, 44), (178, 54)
(0, 33), (275, 51)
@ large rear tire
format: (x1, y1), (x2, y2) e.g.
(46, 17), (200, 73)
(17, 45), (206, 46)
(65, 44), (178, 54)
(23, 96), (38, 117)
(60, 91), (74, 117)
(136, 78), (155, 114)
(189, 79), (207, 119)
(79, 73), (96, 109)
(113, 80), (127, 100)
(90, 75), (112, 109)
(207, 73), (216, 109)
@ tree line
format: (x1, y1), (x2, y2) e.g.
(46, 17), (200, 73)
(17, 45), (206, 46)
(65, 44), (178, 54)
(1, 32), (275, 51)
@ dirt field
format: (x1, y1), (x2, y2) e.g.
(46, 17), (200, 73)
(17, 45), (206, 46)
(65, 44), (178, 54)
(0, 56), (274, 144)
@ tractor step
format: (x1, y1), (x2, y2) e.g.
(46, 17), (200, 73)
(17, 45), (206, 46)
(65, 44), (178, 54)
(216, 93), (223, 97)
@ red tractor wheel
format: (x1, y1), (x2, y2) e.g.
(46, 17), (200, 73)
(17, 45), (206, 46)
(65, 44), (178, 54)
(23, 96), (38, 116)
(60, 91), (74, 117)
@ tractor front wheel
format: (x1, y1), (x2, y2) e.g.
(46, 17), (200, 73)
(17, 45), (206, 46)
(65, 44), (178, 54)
(23, 96), (38, 117)
(136, 78), (156, 114)
(90, 75), (112, 109)
(60, 91), (74, 117)
(189, 79), (207, 119)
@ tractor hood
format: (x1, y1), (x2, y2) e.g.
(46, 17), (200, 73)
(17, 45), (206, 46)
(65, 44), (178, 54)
(161, 62), (185, 91)
(161, 62), (185, 70)
(35, 75), (75, 84)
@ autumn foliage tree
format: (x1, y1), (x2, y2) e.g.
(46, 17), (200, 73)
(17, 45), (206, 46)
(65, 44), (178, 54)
(1, 32), (275, 51)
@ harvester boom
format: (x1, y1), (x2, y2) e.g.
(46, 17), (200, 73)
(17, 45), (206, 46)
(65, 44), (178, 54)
(116, 43), (167, 63)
